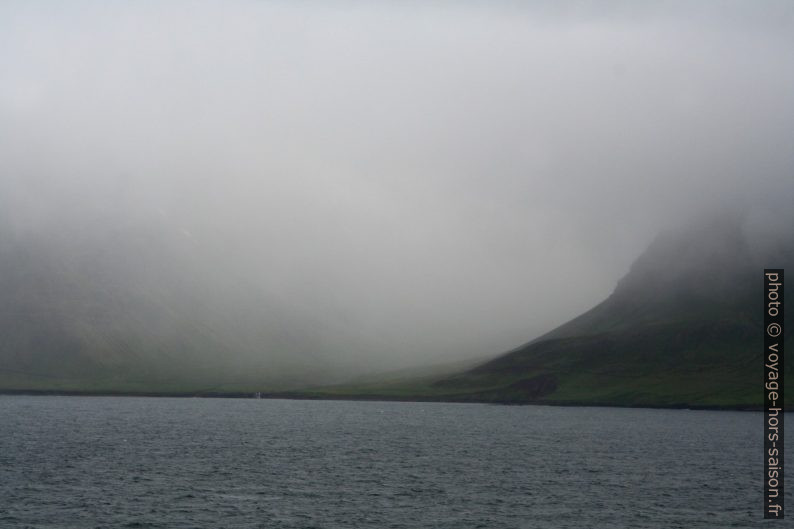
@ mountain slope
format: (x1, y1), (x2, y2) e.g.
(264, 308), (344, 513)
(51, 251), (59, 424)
(0, 214), (340, 393)
(430, 213), (792, 407)
(298, 213), (791, 409)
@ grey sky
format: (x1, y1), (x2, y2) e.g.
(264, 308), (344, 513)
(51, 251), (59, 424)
(1, 1), (792, 371)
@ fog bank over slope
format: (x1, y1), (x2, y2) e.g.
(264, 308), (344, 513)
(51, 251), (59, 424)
(0, 1), (792, 381)
(420, 211), (794, 408)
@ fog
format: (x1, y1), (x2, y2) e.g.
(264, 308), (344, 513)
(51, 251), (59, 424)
(1, 1), (792, 376)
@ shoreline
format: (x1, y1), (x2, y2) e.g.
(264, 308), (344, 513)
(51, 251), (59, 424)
(0, 388), (767, 412)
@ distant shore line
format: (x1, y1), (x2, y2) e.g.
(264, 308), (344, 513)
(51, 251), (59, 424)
(0, 389), (767, 412)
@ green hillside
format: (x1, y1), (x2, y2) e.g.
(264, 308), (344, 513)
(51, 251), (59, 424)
(296, 215), (791, 409)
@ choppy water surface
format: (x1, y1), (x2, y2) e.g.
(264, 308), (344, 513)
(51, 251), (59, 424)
(0, 396), (786, 528)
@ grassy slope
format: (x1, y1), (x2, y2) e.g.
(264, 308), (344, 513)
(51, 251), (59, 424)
(278, 320), (778, 409)
(283, 218), (792, 409)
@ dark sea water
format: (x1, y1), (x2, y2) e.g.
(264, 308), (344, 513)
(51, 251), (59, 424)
(0, 396), (788, 528)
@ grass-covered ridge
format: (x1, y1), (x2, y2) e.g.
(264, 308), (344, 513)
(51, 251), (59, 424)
(280, 215), (792, 409)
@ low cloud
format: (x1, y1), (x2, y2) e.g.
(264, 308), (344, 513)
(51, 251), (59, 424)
(1, 1), (792, 372)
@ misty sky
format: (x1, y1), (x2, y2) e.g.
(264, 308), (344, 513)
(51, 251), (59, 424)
(1, 1), (792, 370)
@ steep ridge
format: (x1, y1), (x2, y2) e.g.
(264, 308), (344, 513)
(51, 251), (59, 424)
(434, 213), (792, 408)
